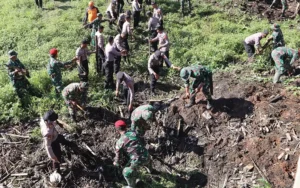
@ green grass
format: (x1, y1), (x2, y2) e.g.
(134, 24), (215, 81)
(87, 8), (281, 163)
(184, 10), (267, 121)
(0, 0), (299, 124)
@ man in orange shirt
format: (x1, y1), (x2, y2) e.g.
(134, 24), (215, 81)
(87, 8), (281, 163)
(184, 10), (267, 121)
(83, 1), (100, 28)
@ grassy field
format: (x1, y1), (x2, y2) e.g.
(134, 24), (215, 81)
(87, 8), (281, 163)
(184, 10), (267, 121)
(0, 0), (299, 123)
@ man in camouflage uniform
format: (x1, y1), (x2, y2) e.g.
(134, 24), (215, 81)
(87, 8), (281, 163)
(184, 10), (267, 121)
(47, 48), (77, 95)
(130, 104), (158, 136)
(181, 0), (191, 16)
(62, 82), (88, 121)
(281, 0), (288, 17)
(266, 24), (285, 49)
(6, 50), (31, 98)
(113, 120), (149, 188)
(180, 65), (213, 109)
(271, 47), (300, 83)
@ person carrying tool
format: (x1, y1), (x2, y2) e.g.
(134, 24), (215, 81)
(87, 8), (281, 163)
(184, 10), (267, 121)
(146, 11), (160, 52)
(271, 47), (300, 83)
(76, 39), (95, 82)
(62, 82), (88, 122)
(132, 0), (142, 28)
(113, 120), (149, 188)
(40, 110), (79, 172)
(151, 2), (163, 28)
(265, 24), (285, 50)
(106, 1), (118, 29)
(114, 33), (129, 73)
(6, 50), (31, 99)
(148, 50), (180, 95)
(104, 36), (126, 89)
(95, 26), (105, 74)
(47, 48), (77, 95)
(116, 71), (134, 112)
(118, 11), (132, 33)
(243, 30), (269, 62)
(180, 65), (213, 109)
(150, 26), (170, 60)
(83, 1), (100, 27)
(130, 104), (160, 136)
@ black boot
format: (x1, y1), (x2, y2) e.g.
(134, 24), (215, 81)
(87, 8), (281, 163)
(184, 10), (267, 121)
(185, 95), (195, 108)
(206, 99), (213, 110)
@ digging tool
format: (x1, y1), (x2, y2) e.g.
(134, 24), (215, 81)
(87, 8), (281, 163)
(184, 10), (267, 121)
(75, 104), (89, 119)
(262, 0), (277, 16)
(57, 119), (73, 132)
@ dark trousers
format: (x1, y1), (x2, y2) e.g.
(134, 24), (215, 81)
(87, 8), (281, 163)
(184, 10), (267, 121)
(107, 11), (117, 27)
(78, 60), (89, 81)
(96, 49), (105, 74)
(104, 61), (114, 88)
(243, 41), (255, 58)
(150, 30), (158, 52)
(118, 20), (125, 33)
(35, 0), (43, 8)
(150, 67), (160, 91)
(123, 85), (130, 105)
(161, 51), (170, 67)
(133, 11), (141, 28)
(122, 40), (130, 64)
(117, 0), (124, 15)
(52, 134), (76, 172)
(114, 56), (121, 74)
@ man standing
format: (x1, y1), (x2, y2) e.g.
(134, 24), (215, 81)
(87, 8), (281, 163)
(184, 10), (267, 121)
(148, 50), (180, 95)
(117, 0), (125, 16)
(40, 110), (78, 172)
(280, 0), (288, 17)
(243, 30), (269, 62)
(122, 15), (133, 53)
(271, 47), (300, 83)
(113, 120), (149, 188)
(62, 82), (88, 121)
(181, 0), (191, 16)
(150, 26), (170, 59)
(266, 24), (285, 49)
(104, 36), (125, 89)
(47, 48), (77, 95)
(76, 39), (95, 82)
(83, 1), (100, 27)
(95, 26), (105, 74)
(35, 0), (43, 9)
(116, 72), (134, 112)
(147, 11), (160, 52)
(118, 11), (132, 33)
(114, 33), (128, 73)
(180, 65), (213, 109)
(106, 1), (118, 29)
(132, 0), (142, 28)
(6, 50), (31, 98)
(151, 2), (163, 28)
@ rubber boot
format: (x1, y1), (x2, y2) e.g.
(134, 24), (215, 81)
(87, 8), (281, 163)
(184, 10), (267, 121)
(206, 99), (213, 110)
(185, 95), (196, 108)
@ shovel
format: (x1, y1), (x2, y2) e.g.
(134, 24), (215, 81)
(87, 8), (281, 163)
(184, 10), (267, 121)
(75, 104), (89, 119)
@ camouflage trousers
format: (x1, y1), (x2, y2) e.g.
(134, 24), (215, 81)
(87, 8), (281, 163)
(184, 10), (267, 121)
(123, 153), (149, 187)
(12, 78), (30, 98)
(51, 77), (63, 93)
(131, 111), (153, 135)
(181, 0), (191, 14)
(91, 29), (96, 48)
(190, 77), (212, 100)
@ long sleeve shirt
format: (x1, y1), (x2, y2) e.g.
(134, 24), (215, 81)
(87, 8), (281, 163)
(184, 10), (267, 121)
(153, 7), (163, 21)
(76, 47), (93, 62)
(244, 32), (264, 48)
(148, 17), (160, 31)
(122, 21), (132, 36)
(95, 31), (105, 51)
(106, 3), (116, 19)
(116, 72), (135, 105)
(152, 31), (169, 52)
(148, 53), (172, 74)
(272, 47), (299, 71)
(113, 34), (126, 51)
(62, 83), (87, 105)
(6, 59), (26, 81)
(40, 118), (59, 160)
(47, 57), (73, 81)
(105, 43), (121, 62)
(132, 1), (142, 12)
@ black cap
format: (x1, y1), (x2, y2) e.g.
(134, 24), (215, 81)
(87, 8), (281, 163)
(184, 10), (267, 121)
(126, 15), (131, 19)
(108, 36), (114, 42)
(99, 25), (104, 29)
(43, 110), (58, 121)
(82, 39), (89, 44)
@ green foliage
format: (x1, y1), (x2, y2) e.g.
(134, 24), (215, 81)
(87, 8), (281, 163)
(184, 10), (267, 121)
(30, 126), (42, 142)
(254, 178), (272, 188)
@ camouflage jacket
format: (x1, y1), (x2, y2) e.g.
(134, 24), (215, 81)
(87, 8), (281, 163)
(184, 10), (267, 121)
(131, 105), (155, 123)
(88, 18), (108, 30)
(6, 59), (26, 81)
(62, 83), (87, 105)
(272, 47), (299, 66)
(47, 57), (73, 82)
(272, 30), (285, 48)
(180, 65), (212, 88)
(114, 131), (148, 163)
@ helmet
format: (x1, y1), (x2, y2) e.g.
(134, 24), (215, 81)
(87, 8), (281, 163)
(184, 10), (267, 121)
(180, 68), (190, 81)
(89, 1), (94, 7)
(8, 50), (18, 58)
(115, 120), (126, 128)
(49, 48), (58, 56)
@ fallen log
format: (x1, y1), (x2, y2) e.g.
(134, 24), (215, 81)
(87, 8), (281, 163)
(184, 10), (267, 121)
(4, 133), (30, 139)
(11, 173), (28, 177)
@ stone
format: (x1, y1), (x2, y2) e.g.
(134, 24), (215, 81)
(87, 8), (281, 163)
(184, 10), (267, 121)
(244, 164), (254, 172)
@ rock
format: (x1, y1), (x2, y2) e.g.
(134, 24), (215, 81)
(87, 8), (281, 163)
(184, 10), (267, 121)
(285, 154), (289, 161)
(278, 152), (285, 160)
(202, 111), (212, 120)
(286, 133), (292, 141)
(244, 164), (254, 172)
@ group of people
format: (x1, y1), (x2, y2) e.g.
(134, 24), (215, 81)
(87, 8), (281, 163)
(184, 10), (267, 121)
(243, 23), (299, 83)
